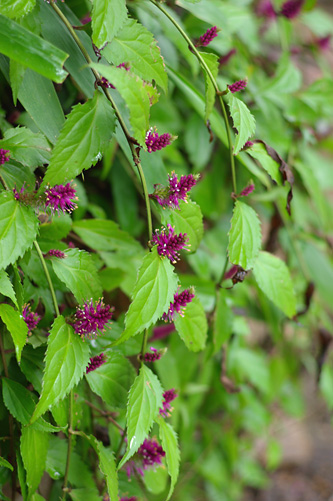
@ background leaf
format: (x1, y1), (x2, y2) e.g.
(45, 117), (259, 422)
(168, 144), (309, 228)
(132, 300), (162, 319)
(158, 417), (180, 501)
(200, 52), (219, 120)
(0, 0), (36, 19)
(226, 93), (256, 155)
(91, 438), (118, 501)
(0, 456), (13, 471)
(174, 296), (208, 351)
(21, 426), (49, 498)
(246, 142), (282, 185)
(0, 269), (18, 307)
(91, 0), (127, 48)
(0, 127), (51, 169)
(0, 304), (27, 361)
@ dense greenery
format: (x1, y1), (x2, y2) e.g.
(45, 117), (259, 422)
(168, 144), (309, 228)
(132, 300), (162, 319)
(0, 0), (332, 500)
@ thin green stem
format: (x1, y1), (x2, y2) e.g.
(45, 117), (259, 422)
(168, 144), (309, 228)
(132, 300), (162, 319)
(149, 0), (237, 193)
(140, 330), (149, 367)
(33, 241), (60, 317)
(62, 390), (74, 500)
(116, 426), (127, 461)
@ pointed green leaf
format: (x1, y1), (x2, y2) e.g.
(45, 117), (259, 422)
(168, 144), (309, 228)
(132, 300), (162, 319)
(0, 304), (27, 361)
(0, 127), (51, 169)
(103, 18), (167, 93)
(0, 191), (39, 270)
(158, 417), (180, 501)
(113, 247), (178, 345)
(118, 365), (164, 468)
(200, 52), (219, 120)
(91, 438), (118, 501)
(42, 91), (115, 187)
(0, 456), (13, 471)
(51, 249), (102, 303)
(90, 63), (152, 147)
(91, 0), (127, 48)
(9, 59), (26, 106)
(160, 200), (204, 253)
(0, 0), (36, 19)
(228, 200), (262, 270)
(246, 142), (282, 185)
(21, 426), (49, 498)
(226, 93), (256, 155)
(86, 352), (135, 409)
(0, 15), (68, 83)
(174, 296), (207, 352)
(253, 251), (297, 318)
(31, 316), (90, 422)
(0, 269), (18, 307)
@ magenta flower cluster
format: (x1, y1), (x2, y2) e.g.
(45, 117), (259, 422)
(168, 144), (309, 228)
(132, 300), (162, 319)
(22, 305), (41, 334)
(160, 389), (178, 417)
(257, 0), (276, 19)
(47, 249), (65, 258)
(137, 438), (165, 470)
(162, 288), (195, 322)
(86, 353), (106, 373)
(145, 128), (172, 153)
(239, 184), (255, 197)
(198, 26), (218, 47)
(73, 299), (113, 339)
(0, 148), (10, 165)
(228, 80), (247, 93)
(150, 172), (199, 210)
(280, 0), (303, 19)
(143, 347), (163, 363)
(151, 224), (189, 263)
(45, 183), (77, 214)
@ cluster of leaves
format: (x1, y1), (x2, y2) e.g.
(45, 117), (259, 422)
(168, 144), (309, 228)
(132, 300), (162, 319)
(0, 0), (333, 500)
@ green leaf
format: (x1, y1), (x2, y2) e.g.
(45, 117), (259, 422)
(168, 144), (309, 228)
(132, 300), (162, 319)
(86, 352), (135, 409)
(69, 489), (100, 501)
(0, 0), (36, 19)
(253, 251), (297, 318)
(90, 63), (152, 147)
(0, 127), (51, 169)
(158, 417), (180, 501)
(20, 345), (45, 393)
(226, 93), (256, 155)
(91, 0), (127, 48)
(0, 159), (35, 191)
(0, 15), (68, 83)
(91, 438), (118, 501)
(114, 247), (178, 345)
(31, 316), (90, 422)
(246, 142), (282, 185)
(0, 191), (39, 270)
(200, 52), (219, 120)
(174, 296), (207, 352)
(21, 426), (49, 498)
(118, 365), (164, 468)
(103, 18), (168, 93)
(0, 269), (17, 307)
(213, 288), (233, 352)
(42, 91), (115, 187)
(51, 249), (102, 303)
(228, 200), (262, 270)
(0, 304), (27, 361)
(160, 200), (204, 253)
(9, 59), (26, 106)
(0, 456), (13, 471)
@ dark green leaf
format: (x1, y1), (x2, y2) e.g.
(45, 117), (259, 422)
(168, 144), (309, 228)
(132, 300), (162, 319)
(21, 426), (49, 498)
(174, 296), (208, 352)
(226, 93), (256, 155)
(158, 417), (180, 501)
(0, 127), (51, 169)
(0, 456), (13, 471)
(91, 0), (127, 48)
(9, 59), (26, 106)
(0, 304), (27, 361)
(0, 160), (35, 191)
(91, 438), (118, 501)
(0, 269), (18, 307)
(200, 52), (219, 120)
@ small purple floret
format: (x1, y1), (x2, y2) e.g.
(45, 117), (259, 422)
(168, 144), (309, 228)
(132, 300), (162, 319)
(280, 0), (304, 19)
(316, 35), (331, 51)
(48, 249), (65, 258)
(23, 305), (41, 334)
(86, 353), (106, 373)
(150, 172), (199, 209)
(150, 224), (189, 263)
(0, 149), (10, 165)
(45, 183), (77, 214)
(100, 77), (115, 89)
(120, 498), (137, 501)
(257, 0), (276, 19)
(73, 299), (113, 339)
(137, 438), (165, 469)
(239, 184), (255, 197)
(145, 128), (172, 153)
(198, 26), (218, 47)
(162, 288), (195, 322)
(160, 389), (178, 417)
(143, 347), (163, 363)
(13, 185), (25, 201)
(228, 80), (247, 93)
(242, 141), (254, 150)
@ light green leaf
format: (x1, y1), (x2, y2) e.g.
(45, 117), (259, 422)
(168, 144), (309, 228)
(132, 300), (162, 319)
(103, 18), (167, 93)
(0, 15), (68, 83)
(246, 142), (282, 185)
(160, 200), (204, 253)
(0, 304), (27, 361)
(114, 247), (178, 345)
(261, 54), (302, 103)
(320, 363), (333, 410)
(90, 63), (152, 147)
(91, 438), (118, 501)
(31, 316), (90, 422)
(91, 0), (127, 48)
(0, 0), (36, 19)
(226, 93), (256, 155)
(0, 127), (51, 169)
(253, 251), (296, 318)
(51, 249), (102, 303)
(200, 52), (219, 120)
(228, 200), (262, 269)
(86, 352), (135, 409)
(69, 489), (100, 501)
(0, 191), (39, 271)
(0, 269), (18, 307)
(0, 456), (13, 471)
(21, 426), (49, 498)
(158, 417), (180, 501)
(118, 365), (164, 468)
(174, 296), (208, 351)
(9, 59), (26, 106)
(42, 91), (115, 187)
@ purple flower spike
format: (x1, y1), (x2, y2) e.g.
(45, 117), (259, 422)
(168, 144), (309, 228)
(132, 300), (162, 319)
(239, 184), (255, 197)
(23, 304), (41, 334)
(73, 299), (113, 339)
(120, 498), (137, 501)
(228, 79), (248, 93)
(100, 76), (115, 89)
(145, 127), (173, 153)
(219, 49), (237, 66)
(242, 141), (254, 150)
(162, 288), (195, 322)
(257, 0), (276, 19)
(280, 0), (304, 19)
(86, 353), (106, 373)
(160, 389), (178, 417)
(13, 185), (25, 201)
(137, 438), (165, 469)
(45, 183), (77, 214)
(198, 26), (219, 47)
(150, 172), (199, 210)
(48, 249), (65, 258)
(316, 35), (331, 51)
(150, 224), (189, 263)
(0, 149), (10, 165)
(143, 347), (163, 363)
